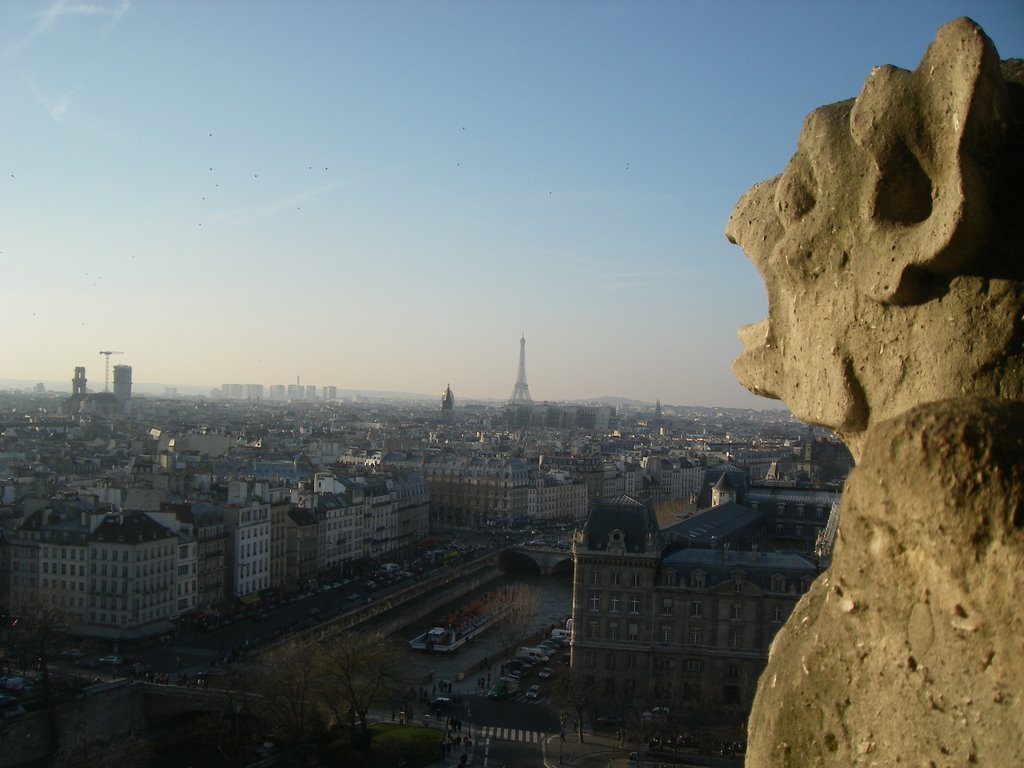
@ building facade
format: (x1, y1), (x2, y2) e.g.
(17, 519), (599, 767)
(570, 495), (817, 723)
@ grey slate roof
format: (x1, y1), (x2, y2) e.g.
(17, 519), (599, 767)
(663, 502), (763, 548)
(582, 494), (661, 553)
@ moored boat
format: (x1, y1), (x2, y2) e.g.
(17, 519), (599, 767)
(408, 590), (509, 653)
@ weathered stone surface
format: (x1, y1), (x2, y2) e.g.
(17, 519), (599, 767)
(727, 17), (1024, 460)
(747, 398), (1024, 766)
(726, 17), (1024, 767)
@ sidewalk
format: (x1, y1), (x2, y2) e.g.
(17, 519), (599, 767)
(541, 731), (630, 768)
(540, 731), (745, 768)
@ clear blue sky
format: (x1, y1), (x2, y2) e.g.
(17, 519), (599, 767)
(3, 1), (1021, 406)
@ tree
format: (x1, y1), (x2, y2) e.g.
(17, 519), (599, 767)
(51, 726), (153, 768)
(551, 666), (595, 743)
(3, 597), (72, 751)
(245, 637), (326, 754)
(185, 668), (261, 768)
(314, 629), (411, 750)
(490, 581), (541, 653)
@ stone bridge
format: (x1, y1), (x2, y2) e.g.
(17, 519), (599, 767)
(499, 545), (574, 576)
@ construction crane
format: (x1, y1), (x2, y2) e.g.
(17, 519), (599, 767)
(98, 350), (124, 392)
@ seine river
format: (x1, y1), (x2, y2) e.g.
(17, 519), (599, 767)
(385, 572), (573, 686)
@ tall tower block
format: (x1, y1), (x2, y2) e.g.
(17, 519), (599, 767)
(509, 334), (533, 404)
(113, 364), (133, 413)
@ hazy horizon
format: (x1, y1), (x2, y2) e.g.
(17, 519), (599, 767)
(0, 375), (788, 410)
(3, 2), (1021, 409)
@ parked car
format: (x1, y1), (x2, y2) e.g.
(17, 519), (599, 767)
(642, 706), (670, 722)
(98, 655), (123, 666)
(537, 667), (553, 679)
(525, 684), (541, 700)
(0, 677), (27, 693)
(1, 703), (26, 720)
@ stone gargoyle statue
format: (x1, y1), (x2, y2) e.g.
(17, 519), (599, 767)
(726, 17), (1024, 767)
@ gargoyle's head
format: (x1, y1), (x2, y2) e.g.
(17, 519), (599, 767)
(726, 17), (1024, 459)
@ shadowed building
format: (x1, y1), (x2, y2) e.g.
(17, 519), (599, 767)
(570, 495), (815, 723)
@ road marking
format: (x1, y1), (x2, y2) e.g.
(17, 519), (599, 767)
(479, 726), (543, 743)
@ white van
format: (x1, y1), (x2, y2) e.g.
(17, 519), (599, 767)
(517, 647), (550, 662)
(550, 628), (571, 641)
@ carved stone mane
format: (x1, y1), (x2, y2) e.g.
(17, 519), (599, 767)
(727, 18), (1024, 767)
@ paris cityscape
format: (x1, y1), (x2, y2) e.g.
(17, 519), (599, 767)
(0, 340), (851, 767)
(3, 2), (1019, 767)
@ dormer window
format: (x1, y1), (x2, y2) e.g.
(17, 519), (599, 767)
(691, 570), (706, 588)
(608, 529), (626, 554)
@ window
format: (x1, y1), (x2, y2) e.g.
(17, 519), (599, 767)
(628, 623), (639, 641)
(795, 524), (804, 536)
(631, 571), (641, 587)
(587, 620), (598, 640)
(661, 570), (675, 586)
(624, 653), (637, 670)
(730, 603), (743, 620)
(772, 605), (785, 622)
(629, 595), (641, 614)
(771, 574), (786, 592)
(661, 598), (673, 615)
(730, 629), (743, 648)
(604, 677), (616, 695)
(589, 593), (600, 611)
(689, 600), (703, 618)
(689, 627), (702, 646)
(654, 656), (672, 671)
(609, 593), (620, 613)
(610, 571), (621, 586)
(583, 651), (596, 668)
(775, 523), (785, 535)
(607, 622), (619, 641)
(691, 571), (705, 588)
(685, 658), (704, 674)
(605, 654), (616, 671)
(726, 664), (742, 680)
(661, 626), (673, 644)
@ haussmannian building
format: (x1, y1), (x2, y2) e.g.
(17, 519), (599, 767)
(570, 495), (818, 723)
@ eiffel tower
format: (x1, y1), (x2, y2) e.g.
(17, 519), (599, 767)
(509, 334), (533, 404)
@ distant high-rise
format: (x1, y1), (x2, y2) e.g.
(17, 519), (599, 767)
(112, 364), (132, 412)
(509, 334), (533, 405)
